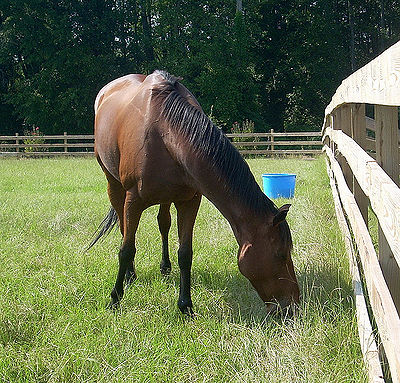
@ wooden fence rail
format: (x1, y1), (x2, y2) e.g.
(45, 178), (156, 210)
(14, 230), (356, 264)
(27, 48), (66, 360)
(322, 40), (400, 383)
(0, 130), (322, 157)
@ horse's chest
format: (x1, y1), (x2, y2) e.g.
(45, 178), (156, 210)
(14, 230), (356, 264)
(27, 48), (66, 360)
(126, 142), (196, 203)
(138, 159), (195, 203)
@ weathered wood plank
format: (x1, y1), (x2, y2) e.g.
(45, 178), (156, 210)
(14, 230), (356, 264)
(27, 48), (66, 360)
(325, 128), (400, 270)
(375, 106), (400, 187)
(339, 105), (354, 190)
(351, 104), (368, 224)
(326, 158), (384, 383)
(368, 162), (400, 315)
(325, 145), (400, 382)
(226, 132), (322, 138)
(365, 116), (400, 144)
(238, 149), (320, 155)
(0, 152), (94, 157)
(226, 133), (271, 138)
(0, 132), (323, 157)
(231, 141), (321, 147)
(372, 106), (400, 315)
(366, 116), (376, 132)
(365, 138), (375, 151)
(271, 132), (321, 137)
(1, 133), (321, 143)
(325, 41), (400, 116)
(0, 135), (94, 140)
(0, 143), (95, 148)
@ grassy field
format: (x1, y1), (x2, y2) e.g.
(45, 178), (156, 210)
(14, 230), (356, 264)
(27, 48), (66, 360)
(0, 156), (367, 382)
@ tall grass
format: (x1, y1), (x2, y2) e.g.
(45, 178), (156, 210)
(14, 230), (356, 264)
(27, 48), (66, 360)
(0, 156), (366, 382)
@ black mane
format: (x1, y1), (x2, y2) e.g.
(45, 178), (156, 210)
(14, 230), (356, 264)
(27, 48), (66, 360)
(153, 71), (279, 215)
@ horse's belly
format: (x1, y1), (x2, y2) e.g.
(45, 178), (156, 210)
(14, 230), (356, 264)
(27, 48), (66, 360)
(139, 179), (197, 204)
(120, 137), (197, 204)
(137, 160), (197, 204)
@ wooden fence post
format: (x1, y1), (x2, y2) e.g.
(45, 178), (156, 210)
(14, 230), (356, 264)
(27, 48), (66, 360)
(64, 132), (68, 153)
(15, 133), (19, 153)
(375, 105), (400, 315)
(270, 129), (274, 152)
(340, 105), (354, 190)
(326, 114), (334, 153)
(350, 103), (368, 224)
(334, 106), (353, 191)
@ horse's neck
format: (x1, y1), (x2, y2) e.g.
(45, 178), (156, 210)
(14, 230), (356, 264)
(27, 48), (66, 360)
(176, 147), (263, 245)
(208, 192), (259, 246)
(159, 119), (268, 246)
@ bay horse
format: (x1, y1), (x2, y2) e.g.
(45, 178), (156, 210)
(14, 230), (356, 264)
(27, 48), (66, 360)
(91, 70), (300, 315)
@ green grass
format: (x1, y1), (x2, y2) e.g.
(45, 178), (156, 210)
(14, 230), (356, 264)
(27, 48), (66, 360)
(0, 156), (367, 382)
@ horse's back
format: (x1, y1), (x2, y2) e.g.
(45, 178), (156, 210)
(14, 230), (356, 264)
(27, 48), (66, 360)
(94, 72), (196, 203)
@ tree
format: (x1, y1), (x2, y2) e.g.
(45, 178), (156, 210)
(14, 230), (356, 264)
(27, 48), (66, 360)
(1, 0), (400, 135)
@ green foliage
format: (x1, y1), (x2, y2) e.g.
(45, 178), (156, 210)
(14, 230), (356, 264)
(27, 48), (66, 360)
(0, 156), (367, 382)
(231, 119), (259, 152)
(23, 125), (46, 152)
(231, 119), (255, 135)
(1, 0), (399, 135)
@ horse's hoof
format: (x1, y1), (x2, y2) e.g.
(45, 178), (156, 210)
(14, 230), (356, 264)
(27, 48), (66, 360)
(178, 300), (194, 318)
(106, 299), (120, 311)
(108, 287), (121, 310)
(182, 306), (195, 319)
(160, 266), (171, 276)
(160, 261), (171, 276)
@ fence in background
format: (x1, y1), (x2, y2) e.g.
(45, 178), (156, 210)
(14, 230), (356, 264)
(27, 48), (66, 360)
(0, 130), (322, 157)
(322, 41), (400, 383)
(0, 133), (94, 156)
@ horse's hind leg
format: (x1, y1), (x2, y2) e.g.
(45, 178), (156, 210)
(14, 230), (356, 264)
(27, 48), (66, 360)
(98, 156), (126, 237)
(106, 177), (135, 286)
(174, 194), (201, 316)
(108, 191), (143, 309)
(157, 203), (172, 275)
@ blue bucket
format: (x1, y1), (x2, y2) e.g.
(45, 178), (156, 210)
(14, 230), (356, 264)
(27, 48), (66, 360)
(262, 173), (296, 199)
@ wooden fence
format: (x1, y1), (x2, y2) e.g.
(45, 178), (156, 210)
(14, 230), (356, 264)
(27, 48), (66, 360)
(322, 41), (400, 383)
(0, 133), (94, 156)
(0, 130), (321, 157)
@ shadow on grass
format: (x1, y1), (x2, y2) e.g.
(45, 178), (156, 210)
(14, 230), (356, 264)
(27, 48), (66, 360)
(124, 258), (355, 329)
(198, 266), (354, 326)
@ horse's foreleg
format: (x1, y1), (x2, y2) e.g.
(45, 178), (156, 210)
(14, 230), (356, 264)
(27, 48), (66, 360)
(108, 192), (143, 309)
(157, 203), (172, 275)
(175, 194), (201, 316)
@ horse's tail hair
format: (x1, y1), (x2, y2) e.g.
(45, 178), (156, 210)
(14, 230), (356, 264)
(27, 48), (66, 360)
(87, 206), (119, 250)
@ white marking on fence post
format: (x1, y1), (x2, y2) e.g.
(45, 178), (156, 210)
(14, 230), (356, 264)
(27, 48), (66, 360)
(64, 132), (68, 153)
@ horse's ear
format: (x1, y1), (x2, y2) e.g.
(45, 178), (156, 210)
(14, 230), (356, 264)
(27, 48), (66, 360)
(273, 204), (291, 226)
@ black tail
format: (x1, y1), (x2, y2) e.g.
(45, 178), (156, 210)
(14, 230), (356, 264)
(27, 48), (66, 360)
(87, 207), (119, 249)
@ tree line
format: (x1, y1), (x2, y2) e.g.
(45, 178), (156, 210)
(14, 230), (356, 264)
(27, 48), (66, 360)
(0, 0), (399, 135)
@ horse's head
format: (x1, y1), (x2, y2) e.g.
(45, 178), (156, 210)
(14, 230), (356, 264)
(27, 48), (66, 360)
(237, 204), (300, 315)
